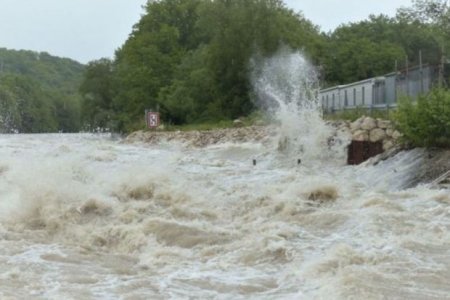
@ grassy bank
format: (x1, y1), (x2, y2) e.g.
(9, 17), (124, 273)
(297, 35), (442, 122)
(324, 107), (394, 122)
(143, 111), (270, 132)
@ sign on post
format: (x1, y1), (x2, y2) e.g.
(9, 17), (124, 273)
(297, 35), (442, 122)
(146, 111), (160, 128)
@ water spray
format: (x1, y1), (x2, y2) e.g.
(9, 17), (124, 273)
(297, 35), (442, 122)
(251, 47), (347, 164)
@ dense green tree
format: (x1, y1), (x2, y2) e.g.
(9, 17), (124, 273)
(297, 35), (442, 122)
(107, 0), (324, 130)
(0, 48), (84, 133)
(157, 46), (218, 124)
(324, 14), (442, 84)
(397, 0), (449, 33)
(112, 0), (203, 131)
(52, 94), (81, 132)
(0, 74), (57, 132)
(79, 58), (114, 130)
(192, 0), (323, 119)
(397, 0), (449, 62)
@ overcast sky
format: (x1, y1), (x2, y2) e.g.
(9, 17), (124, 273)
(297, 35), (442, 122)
(0, 0), (413, 64)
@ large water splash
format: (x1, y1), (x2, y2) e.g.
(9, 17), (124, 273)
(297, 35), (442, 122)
(252, 48), (344, 163)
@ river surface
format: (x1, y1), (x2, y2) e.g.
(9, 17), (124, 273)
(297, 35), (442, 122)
(0, 133), (449, 299)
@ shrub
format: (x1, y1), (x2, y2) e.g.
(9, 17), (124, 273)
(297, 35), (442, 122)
(393, 88), (450, 148)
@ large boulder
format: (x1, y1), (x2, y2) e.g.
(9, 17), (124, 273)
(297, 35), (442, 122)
(383, 139), (395, 151)
(392, 130), (403, 140)
(369, 128), (387, 142)
(386, 128), (394, 137)
(377, 119), (391, 129)
(361, 117), (377, 131)
(350, 118), (363, 132)
(353, 129), (369, 141)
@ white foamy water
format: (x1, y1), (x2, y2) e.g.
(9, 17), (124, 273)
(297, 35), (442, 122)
(1, 51), (449, 299)
(0, 133), (449, 299)
(252, 48), (348, 166)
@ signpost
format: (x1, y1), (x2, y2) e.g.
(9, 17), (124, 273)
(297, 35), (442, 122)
(145, 110), (160, 129)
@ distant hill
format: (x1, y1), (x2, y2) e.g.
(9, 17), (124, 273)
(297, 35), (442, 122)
(0, 48), (85, 133)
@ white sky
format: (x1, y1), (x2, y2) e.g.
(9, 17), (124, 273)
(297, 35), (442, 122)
(0, 0), (413, 64)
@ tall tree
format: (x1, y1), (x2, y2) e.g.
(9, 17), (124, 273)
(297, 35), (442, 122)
(80, 58), (114, 130)
(110, 0), (324, 130)
(324, 14), (441, 84)
(112, 0), (202, 131)
(397, 0), (449, 52)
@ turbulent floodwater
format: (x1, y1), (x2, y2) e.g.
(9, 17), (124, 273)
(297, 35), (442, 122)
(1, 50), (450, 299)
(0, 133), (449, 300)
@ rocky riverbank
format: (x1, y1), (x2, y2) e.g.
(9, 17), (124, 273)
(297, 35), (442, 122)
(125, 125), (277, 147)
(125, 118), (449, 187)
(126, 116), (402, 150)
(328, 116), (403, 152)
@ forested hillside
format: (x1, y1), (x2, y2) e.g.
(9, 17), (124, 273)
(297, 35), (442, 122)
(0, 48), (84, 133)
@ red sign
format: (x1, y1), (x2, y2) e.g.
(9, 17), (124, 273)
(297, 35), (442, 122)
(146, 112), (160, 128)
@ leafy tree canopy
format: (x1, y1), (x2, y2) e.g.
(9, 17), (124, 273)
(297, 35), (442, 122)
(86, 0), (325, 131)
(0, 48), (84, 133)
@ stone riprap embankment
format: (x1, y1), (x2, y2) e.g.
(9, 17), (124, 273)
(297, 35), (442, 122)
(125, 125), (277, 147)
(328, 116), (402, 152)
(126, 116), (402, 151)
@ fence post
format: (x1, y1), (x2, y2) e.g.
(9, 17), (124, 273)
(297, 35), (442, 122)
(405, 56), (409, 97)
(419, 50), (424, 93)
(439, 46), (445, 88)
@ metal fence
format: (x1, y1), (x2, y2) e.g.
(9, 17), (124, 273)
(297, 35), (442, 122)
(321, 63), (449, 112)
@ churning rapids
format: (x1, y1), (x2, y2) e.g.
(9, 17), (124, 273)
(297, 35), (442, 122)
(1, 52), (450, 299)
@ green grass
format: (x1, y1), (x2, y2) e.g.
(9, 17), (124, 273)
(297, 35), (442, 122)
(144, 110), (270, 132)
(164, 120), (235, 131)
(324, 107), (395, 122)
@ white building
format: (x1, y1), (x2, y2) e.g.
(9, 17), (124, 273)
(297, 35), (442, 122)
(319, 77), (385, 112)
